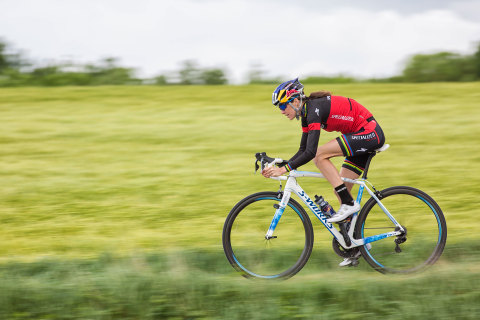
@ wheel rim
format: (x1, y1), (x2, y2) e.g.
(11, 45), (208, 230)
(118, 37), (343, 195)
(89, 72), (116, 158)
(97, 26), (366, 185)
(228, 197), (310, 278)
(361, 192), (444, 273)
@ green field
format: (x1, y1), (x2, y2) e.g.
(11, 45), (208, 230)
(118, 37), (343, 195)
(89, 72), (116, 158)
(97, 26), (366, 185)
(1, 83), (480, 319)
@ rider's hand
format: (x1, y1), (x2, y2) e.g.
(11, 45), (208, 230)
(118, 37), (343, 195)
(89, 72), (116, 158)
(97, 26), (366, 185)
(262, 166), (287, 178)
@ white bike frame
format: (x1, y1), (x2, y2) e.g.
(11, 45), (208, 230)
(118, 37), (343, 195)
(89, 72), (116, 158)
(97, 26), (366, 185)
(264, 169), (405, 249)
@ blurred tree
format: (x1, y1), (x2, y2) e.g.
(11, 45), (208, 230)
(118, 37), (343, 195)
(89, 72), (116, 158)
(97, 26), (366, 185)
(179, 60), (201, 85)
(30, 66), (61, 86)
(154, 74), (168, 85)
(0, 42), (7, 72)
(247, 63), (265, 84)
(303, 75), (356, 84)
(403, 52), (476, 82)
(474, 42), (480, 79)
(0, 41), (31, 86)
(89, 57), (138, 85)
(247, 63), (280, 84)
(201, 68), (227, 85)
(0, 68), (31, 87)
(0, 40), (28, 74)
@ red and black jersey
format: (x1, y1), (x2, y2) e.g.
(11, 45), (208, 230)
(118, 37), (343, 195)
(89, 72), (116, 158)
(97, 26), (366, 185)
(284, 96), (375, 171)
(323, 96), (373, 134)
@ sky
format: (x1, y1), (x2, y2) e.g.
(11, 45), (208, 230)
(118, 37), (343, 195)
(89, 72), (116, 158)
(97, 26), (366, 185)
(1, 0), (480, 83)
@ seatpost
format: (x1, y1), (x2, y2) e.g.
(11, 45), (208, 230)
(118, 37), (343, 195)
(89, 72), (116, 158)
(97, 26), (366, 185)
(361, 153), (376, 180)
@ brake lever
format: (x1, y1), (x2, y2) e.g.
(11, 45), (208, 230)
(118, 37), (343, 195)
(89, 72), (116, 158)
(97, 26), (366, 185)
(254, 152), (279, 173)
(255, 152), (266, 173)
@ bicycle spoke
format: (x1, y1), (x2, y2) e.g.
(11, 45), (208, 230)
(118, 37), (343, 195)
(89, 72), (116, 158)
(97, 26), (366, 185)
(357, 187), (446, 274)
(223, 192), (313, 279)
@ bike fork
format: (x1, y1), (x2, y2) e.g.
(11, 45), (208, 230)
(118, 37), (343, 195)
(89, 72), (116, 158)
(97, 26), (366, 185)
(265, 191), (292, 239)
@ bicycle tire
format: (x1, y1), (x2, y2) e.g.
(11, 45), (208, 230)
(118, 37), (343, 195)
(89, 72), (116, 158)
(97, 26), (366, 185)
(223, 191), (314, 279)
(354, 186), (447, 274)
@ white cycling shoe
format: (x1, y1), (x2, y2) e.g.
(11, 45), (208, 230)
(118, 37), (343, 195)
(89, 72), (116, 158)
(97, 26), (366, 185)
(339, 244), (372, 267)
(339, 253), (361, 267)
(327, 202), (361, 223)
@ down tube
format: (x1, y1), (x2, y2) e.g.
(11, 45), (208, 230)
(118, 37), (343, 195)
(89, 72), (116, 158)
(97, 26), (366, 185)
(291, 185), (340, 239)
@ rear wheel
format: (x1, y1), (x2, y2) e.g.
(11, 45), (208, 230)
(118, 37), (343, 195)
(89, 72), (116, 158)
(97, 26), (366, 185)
(222, 192), (314, 279)
(355, 186), (447, 273)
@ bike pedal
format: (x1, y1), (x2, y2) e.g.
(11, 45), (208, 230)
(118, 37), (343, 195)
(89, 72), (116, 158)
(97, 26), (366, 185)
(395, 243), (402, 253)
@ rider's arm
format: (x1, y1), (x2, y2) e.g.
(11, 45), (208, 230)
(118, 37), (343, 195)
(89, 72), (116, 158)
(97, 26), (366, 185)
(284, 130), (320, 172)
(287, 129), (308, 164)
(284, 106), (323, 172)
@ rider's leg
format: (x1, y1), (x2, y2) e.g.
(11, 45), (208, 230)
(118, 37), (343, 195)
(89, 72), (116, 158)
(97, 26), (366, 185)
(338, 167), (360, 197)
(313, 140), (357, 205)
(339, 154), (370, 194)
(313, 139), (361, 223)
(312, 139), (344, 188)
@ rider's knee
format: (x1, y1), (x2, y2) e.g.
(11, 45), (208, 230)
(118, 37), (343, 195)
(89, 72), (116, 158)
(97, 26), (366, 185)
(313, 151), (330, 166)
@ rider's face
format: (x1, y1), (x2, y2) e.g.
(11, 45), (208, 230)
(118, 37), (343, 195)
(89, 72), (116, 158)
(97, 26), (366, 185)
(281, 98), (299, 120)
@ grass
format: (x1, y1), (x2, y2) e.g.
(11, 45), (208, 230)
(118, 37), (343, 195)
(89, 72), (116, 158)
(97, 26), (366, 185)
(1, 83), (479, 259)
(0, 83), (479, 318)
(0, 247), (480, 319)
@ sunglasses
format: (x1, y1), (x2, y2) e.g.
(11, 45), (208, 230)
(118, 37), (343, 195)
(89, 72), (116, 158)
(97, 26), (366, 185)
(278, 98), (295, 111)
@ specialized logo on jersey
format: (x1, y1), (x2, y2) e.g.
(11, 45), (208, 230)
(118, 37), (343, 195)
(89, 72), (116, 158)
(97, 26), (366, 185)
(330, 115), (354, 122)
(351, 132), (376, 140)
(315, 108), (320, 116)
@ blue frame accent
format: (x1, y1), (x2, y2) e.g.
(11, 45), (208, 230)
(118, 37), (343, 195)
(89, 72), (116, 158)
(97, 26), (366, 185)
(356, 185), (365, 204)
(257, 197), (304, 222)
(363, 231), (399, 244)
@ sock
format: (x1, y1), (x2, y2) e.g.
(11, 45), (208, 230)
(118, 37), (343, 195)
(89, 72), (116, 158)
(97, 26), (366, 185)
(335, 184), (354, 206)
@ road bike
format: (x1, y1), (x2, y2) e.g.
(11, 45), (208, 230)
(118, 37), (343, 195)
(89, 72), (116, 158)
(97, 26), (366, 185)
(222, 145), (447, 279)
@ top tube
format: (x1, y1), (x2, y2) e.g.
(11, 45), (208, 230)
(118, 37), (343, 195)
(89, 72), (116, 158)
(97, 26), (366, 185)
(268, 171), (364, 186)
(289, 171), (325, 178)
(267, 170), (329, 181)
(266, 170), (323, 181)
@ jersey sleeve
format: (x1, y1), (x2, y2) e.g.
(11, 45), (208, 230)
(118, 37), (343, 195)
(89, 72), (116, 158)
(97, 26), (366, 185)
(284, 106), (323, 171)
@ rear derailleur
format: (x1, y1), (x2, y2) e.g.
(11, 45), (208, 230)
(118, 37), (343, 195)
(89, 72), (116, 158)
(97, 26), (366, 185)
(394, 226), (407, 253)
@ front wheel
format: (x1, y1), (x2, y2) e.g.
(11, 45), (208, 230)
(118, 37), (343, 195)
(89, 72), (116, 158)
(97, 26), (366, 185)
(355, 186), (447, 274)
(222, 192), (314, 279)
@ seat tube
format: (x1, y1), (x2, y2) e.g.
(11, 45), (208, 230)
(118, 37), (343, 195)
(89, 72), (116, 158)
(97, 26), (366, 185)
(356, 184), (365, 204)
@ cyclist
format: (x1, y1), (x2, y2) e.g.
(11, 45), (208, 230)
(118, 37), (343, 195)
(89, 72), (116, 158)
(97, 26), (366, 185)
(262, 78), (385, 263)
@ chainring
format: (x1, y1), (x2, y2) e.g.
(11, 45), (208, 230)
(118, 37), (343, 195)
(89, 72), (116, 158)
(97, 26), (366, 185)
(332, 238), (360, 258)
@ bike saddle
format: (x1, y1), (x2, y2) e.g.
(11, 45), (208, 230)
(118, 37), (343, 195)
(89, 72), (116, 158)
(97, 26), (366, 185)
(374, 144), (390, 153)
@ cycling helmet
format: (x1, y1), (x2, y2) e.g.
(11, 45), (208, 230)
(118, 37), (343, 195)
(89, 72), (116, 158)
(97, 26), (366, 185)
(272, 78), (305, 107)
